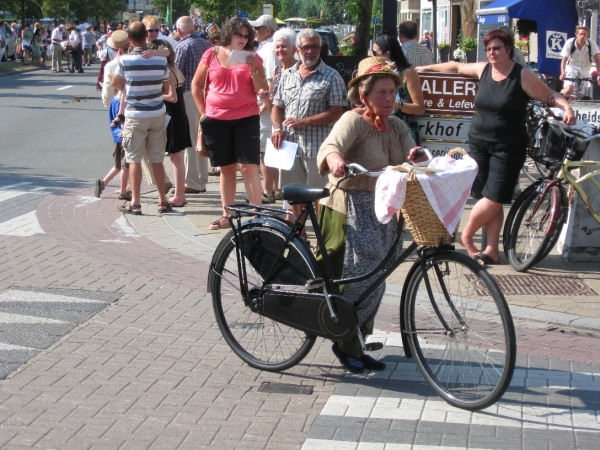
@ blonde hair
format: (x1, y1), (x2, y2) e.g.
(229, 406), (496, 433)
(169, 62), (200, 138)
(142, 15), (160, 28)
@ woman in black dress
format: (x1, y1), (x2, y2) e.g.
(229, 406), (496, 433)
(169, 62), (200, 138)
(164, 47), (192, 207)
(416, 29), (575, 265)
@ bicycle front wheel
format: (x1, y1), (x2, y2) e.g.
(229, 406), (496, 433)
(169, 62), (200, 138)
(210, 224), (318, 372)
(403, 251), (516, 411)
(507, 184), (564, 272)
(502, 182), (541, 258)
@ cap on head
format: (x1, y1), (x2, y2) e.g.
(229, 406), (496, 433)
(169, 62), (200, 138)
(248, 15), (277, 30)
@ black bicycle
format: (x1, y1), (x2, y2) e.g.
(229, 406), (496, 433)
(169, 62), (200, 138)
(208, 164), (516, 411)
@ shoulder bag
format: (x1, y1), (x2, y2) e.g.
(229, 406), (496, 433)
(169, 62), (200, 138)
(196, 46), (219, 158)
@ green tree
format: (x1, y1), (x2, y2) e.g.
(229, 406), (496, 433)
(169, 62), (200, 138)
(41, 0), (69, 20)
(153, 0), (194, 21)
(322, 0), (347, 23)
(297, 0), (320, 20)
(193, 0), (239, 23)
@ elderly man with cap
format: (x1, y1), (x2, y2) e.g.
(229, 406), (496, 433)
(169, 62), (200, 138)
(51, 24), (65, 72)
(249, 14), (280, 203)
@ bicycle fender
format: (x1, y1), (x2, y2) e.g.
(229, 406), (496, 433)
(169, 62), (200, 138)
(547, 184), (567, 235)
(400, 259), (423, 359)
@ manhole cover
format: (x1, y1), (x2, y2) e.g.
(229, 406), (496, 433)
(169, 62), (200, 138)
(466, 274), (597, 296)
(258, 382), (313, 395)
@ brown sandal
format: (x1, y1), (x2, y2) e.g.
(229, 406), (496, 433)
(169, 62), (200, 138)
(209, 216), (230, 230)
(158, 202), (172, 215)
(118, 203), (142, 215)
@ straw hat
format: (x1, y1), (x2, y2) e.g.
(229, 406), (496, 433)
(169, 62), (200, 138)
(107, 30), (129, 49)
(348, 56), (403, 88)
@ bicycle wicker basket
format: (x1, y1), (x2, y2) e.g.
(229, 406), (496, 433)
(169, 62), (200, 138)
(534, 120), (589, 165)
(395, 147), (467, 247)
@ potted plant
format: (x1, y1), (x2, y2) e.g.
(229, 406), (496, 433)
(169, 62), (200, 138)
(438, 42), (450, 62)
(460, 37), (477, 63)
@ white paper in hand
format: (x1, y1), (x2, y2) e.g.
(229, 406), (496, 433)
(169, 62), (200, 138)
(264, 140), (298, 171)
(227, 49), (255, 64)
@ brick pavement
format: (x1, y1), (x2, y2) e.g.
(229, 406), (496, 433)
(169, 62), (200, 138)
(1, 174), (600, 448)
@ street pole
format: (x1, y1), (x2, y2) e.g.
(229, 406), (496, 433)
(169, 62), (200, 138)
(432, 0), (438, 63)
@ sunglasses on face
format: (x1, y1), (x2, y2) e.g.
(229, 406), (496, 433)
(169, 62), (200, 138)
(147, 29), (160, 33)
(234, 32), (249, 39)
(299, 44), (320, 52)
(486, 45), (506, 53)
(254, 26), (264, 30)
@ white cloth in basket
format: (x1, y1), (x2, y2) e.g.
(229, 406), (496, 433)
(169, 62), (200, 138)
(375, 154), (478, 235)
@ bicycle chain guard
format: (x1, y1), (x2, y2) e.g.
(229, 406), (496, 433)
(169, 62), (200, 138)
(260, 288), (358, 342)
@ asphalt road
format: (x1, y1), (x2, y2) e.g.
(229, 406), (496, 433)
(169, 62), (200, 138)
(0, 67), (113, 181)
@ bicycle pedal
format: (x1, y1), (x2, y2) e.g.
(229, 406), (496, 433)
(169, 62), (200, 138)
(364, 342), (384, 352)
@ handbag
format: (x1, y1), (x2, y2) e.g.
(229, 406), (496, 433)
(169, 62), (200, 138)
(196, 46), (219, 158)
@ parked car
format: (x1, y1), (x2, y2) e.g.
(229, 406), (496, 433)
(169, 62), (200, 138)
(294, 28), (342, 56)
(1, 22), (17, 61)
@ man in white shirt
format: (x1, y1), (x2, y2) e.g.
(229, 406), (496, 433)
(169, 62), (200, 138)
(51, 24), (64, 72)
(560, 26), (600, 97)
(248, 14), (280, 202)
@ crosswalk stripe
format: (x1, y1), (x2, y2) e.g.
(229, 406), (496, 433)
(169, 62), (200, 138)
(302, 440), (490, 450)
(0, 290), (105, 304)
(0, 312), (68, 324)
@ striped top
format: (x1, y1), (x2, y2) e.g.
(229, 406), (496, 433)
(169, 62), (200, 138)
(400, 40), (434, 68)
(114, 48), (169, 119)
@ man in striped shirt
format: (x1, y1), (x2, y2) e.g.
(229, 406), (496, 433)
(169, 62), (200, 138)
(399, 21), (434, 68)
(112, 22), (173, 215)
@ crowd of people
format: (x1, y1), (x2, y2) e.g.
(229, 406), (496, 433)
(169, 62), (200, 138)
(90, 14), (578, 374)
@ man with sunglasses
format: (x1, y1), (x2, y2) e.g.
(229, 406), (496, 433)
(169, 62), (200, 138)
(271, 28), (347, 235)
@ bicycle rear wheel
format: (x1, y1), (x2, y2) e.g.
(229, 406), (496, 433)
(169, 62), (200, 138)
(210, 223), (318, 371)
(507, 184), (564, 272)
(403, 251), (516, 411)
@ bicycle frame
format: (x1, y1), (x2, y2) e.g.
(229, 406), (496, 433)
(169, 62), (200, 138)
(559, 159), (600, 221)
(223, 199), (463, 349)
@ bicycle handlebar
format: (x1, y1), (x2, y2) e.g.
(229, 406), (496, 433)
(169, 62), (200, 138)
(344, 148), (434, 178)
(563, 77), (594, 82)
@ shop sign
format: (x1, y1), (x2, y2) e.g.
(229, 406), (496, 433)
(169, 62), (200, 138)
(570, 101), (600, 126)
(416, 117), (471, 141)
(420, 141), (470, 157)
(419, 72), (478, 116)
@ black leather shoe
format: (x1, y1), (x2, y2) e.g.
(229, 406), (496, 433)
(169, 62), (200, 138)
(360, 354), (386, 371)
(331, 343), (364, 373)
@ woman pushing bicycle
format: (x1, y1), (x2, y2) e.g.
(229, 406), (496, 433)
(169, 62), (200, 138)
(416, 29), (575, 266)
(316, 56), (426, 373)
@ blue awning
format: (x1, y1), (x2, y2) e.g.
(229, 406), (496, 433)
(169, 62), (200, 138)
(477, 0), (578, 75)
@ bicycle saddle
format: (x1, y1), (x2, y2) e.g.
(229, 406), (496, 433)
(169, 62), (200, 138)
(281, 184), (330, 202)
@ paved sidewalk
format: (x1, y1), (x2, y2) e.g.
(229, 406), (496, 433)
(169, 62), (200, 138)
(0, 171), (599, 449)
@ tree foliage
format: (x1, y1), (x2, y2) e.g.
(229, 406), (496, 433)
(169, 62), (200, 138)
(152, 0), (193, 21)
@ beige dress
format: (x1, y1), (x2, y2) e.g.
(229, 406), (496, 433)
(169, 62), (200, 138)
(317, 110), (415, 215)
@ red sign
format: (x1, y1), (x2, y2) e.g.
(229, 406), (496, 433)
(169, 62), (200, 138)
(419, 72), (479, 116)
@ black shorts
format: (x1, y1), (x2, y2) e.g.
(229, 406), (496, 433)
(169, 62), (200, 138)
(469, 136), (526, 204)
(200, 115), (260, 167)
